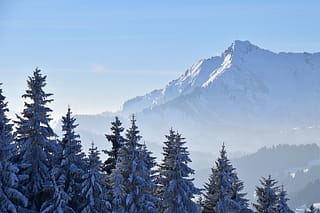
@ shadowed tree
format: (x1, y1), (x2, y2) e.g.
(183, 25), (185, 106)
(253, 175), (279, 213)
(276, 185), (294, 213)
(102, 116), (125, 175)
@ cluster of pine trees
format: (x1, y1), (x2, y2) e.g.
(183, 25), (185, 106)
(0, 68), (303, 212)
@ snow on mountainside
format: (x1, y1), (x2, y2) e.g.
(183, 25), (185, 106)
(122, 40), (320, 122)
(77, 40), (320, 161)
(73, 41), (320, 205)
(112, 41), (320, 153)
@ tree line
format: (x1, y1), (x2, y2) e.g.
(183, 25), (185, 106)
(0, 68), (314, 212)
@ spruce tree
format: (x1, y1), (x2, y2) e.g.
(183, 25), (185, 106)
(202, 144), (249, 213)
(0, 83), (28, 212)
(59, 106), (86, 210)
(102, 116), (124, 175)
(202, 164), (220, 213)
(276, 185), (294, 213)
(158, 129), (200, 213)
(15, 68), (57, 210)
(253, 175), (279, 213)
(156, 129), (176, 212)
(41, 106), (86, 212)
(110, 160), (126, 213)
(232, 177), (250, 212)
(81, 142), (111, 213)
(139, 142), (159, 212)
(116, 115), (158, 213)
(40, 169), (74, 213)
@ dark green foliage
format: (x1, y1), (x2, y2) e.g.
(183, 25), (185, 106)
(253, 175), (279, 213)
(103, 116), (124, 175)
(276, 185), (294, 213)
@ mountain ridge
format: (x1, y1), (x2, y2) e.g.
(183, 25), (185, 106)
(76, 40), (320, 155)
(120, 40), (320, 124)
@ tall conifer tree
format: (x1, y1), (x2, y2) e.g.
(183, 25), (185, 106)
(81, 142), (111, 212)
(0, 83), (28, 212)
(59, 106), (86, 210)
(116, 115), (158, 213)
(15, 68), (57, 210)
(276, 185), (294, 213)
(41, 106), (86, 212)
(158, 129), (200, 213)
(202, 144), (249, 213)
(253, 175), (279, 213)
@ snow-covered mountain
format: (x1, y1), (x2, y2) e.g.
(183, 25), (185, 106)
(123, 40), (320, 122)
(72, 40), (320, 205)
(76, 40), (320, 165)
(103, 40), (319, 151)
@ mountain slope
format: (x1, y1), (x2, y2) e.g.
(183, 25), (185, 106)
(109, 40), (320, 153)
(122, 40), (320, 124)
(75, 40), (320, 163)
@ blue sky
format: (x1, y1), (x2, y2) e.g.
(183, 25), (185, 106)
(1, 0), (319, 120)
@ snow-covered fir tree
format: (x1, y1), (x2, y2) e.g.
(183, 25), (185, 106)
(59, 106), (86, 211)
(139, 142), (159, 212)
(253, 175), (279, 213)
(81, 142), (111, 213)
(276, 185), (294, 213)
(40, 169), (74, 213)
(141, 141), (158, 190)
(41, 106), (86, 212)
(110, 160), (126, 213)
(232, 177), (251, 212)
(102, 116), (125, 175)
(0, 83), (28, 212)
(158, 129), (200, 213)
(156, 129), (176, 212)
(202, 144), (249, 213)
(116, 115), (158, 213)
(14, 68), (57, 210)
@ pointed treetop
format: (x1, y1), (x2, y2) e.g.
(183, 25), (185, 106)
(0, 83), (14, 161)
(22, 67), (53, 104)
(126, 113), (141, 141)
(220, 142), (227, 159)
(131, 113), (136, 124)
(0, 82), (8, 110)
(90, 141), (95, 150)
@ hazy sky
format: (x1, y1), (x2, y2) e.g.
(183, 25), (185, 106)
(1, 0), (319, 120)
